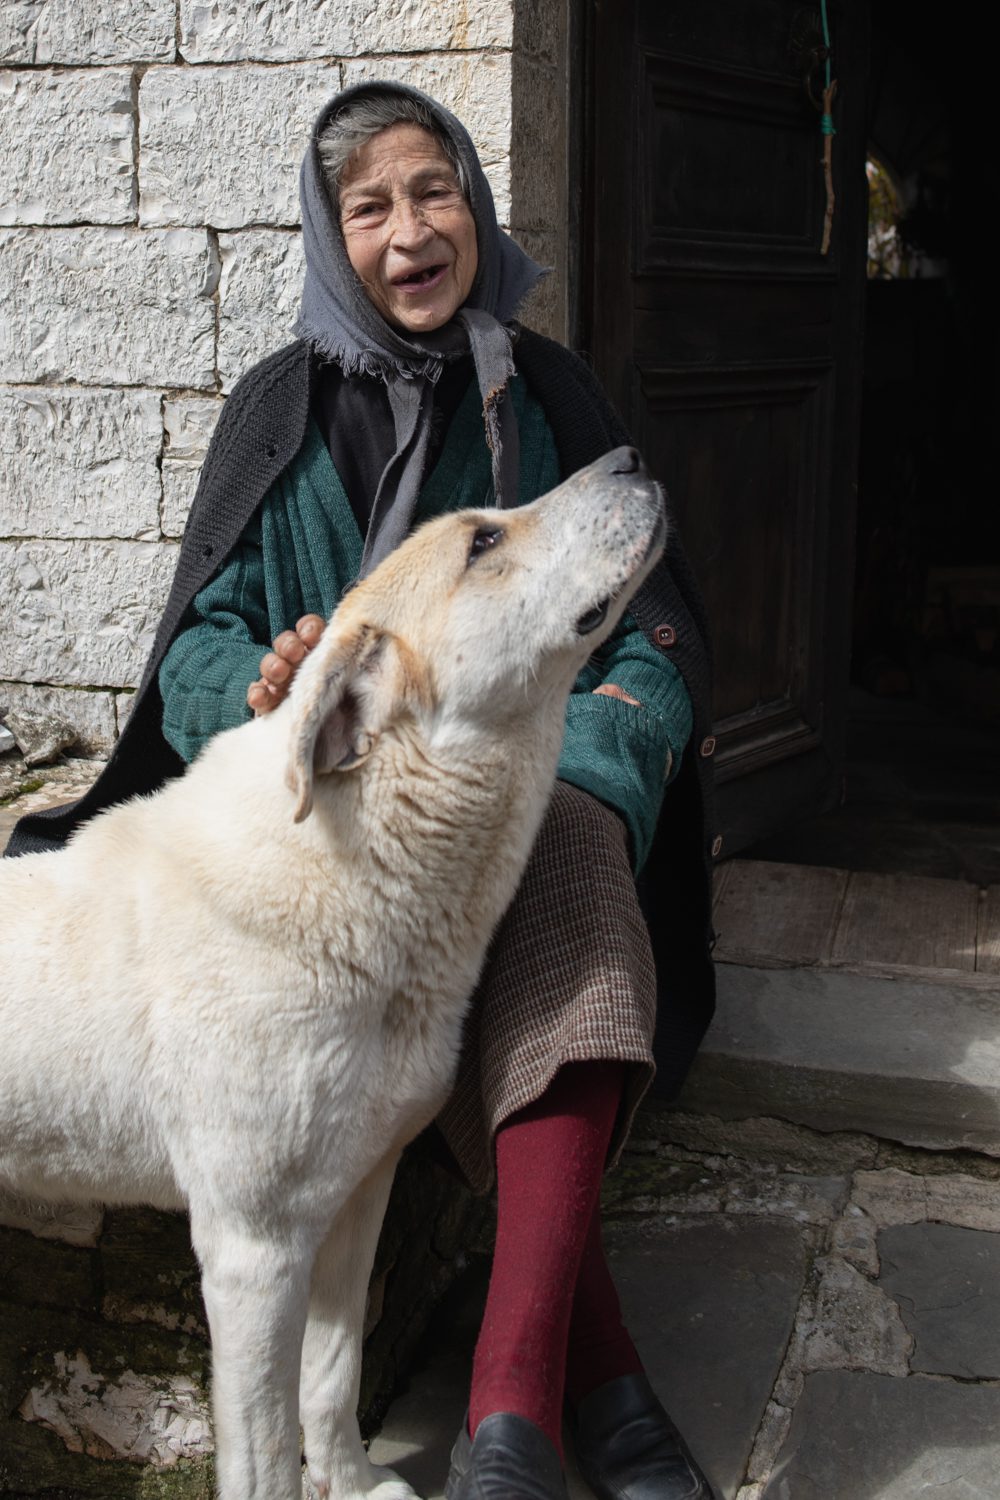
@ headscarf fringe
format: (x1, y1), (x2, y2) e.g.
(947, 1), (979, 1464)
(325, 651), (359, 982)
(295, 321), (443, 384)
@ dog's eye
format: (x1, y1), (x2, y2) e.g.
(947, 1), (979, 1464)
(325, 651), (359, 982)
(468, 527), (503, 563)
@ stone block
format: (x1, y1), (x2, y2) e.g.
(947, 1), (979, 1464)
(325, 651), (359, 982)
(854, 1167), (1000, 1234)
(650, 1107), (880, 1173)
(100, 1208), (208, 1338)
(677, 964), (1000, 1158)
(342, 53), (512, 223)
(851, 1167), (929, 1227)
(793, 1253), (912, 1376)
(0, 682), (117, 756)
(508, 228), (561, 341)
(0, 1188), (103, 1247)
(115, 688), (136, 735)
(0, 1300), (212, 1494)
(0, 69), (135, 227)
(510, 56), (563, 233)
(0, 385), (162, 539)
(16, 1348), (212, 1477)
(4, 704), (76, 766)
(0, 0), (175, 65)
(0, 228), (219, 388)
(0, 1224), (97, 1311)
(830, 1204), (880, 1276)
(162, 396), (222, 537)
(217, 230), (305, 392)
(513, 0), (564, 66)
(163, 395), (222, 464)
(725, 1171), (849, 1227)
(763, 1371), (1000, 1499)
(178, 0), (512, 63)
(139, 63), (342, 229)
(0, 538), (178, 688)
(879, 1222), (1000, 1378)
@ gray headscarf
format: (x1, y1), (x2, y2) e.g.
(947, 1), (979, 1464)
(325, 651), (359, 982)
(294, 80), (547, 576)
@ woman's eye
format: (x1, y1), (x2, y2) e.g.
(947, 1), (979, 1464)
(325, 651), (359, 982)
(344, 201), (383, 224)
(424, 185), (460, 207)
(469, 527), (503, 563)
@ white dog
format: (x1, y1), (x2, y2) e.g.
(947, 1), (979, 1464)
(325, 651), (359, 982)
(0, 448), (664, 1500)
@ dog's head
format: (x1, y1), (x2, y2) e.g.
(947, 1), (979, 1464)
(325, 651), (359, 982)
(286, 446), (666, 821)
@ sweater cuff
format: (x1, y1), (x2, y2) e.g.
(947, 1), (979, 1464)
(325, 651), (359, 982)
(160, 637), (262, 763)
(556, 692), (676, 873)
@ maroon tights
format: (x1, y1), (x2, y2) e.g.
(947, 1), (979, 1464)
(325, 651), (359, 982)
(468, 1060), (644, 1454)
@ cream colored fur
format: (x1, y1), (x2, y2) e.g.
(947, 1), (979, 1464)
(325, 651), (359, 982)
(0, 451), (664, 1500)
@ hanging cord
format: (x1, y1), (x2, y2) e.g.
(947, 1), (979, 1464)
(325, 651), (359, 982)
(819, 0), (837, 254)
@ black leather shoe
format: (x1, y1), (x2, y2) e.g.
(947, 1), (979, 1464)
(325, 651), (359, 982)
(445, 1411), (569, 1499)
(570, 1374), (717, 1500)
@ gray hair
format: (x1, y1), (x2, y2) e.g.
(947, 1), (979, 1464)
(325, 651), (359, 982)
(318, 94), (468, 209)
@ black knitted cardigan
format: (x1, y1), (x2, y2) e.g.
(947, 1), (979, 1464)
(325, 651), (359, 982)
(6, 328), (717, 1097)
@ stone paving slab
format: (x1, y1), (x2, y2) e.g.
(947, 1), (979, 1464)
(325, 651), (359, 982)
(607, 1220), (808, 1499)
(760, 1370), (1000, 1499)
(878, 1222), (1000, 1379)
(678, 964), (1000, 1157)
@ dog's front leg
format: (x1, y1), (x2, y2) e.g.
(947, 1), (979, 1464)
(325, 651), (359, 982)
(300, 1154), (418, 1500)
(191, 1214), (314, 1500)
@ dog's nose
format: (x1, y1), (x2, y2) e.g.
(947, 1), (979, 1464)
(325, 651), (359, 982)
(604, 446), (645, 477)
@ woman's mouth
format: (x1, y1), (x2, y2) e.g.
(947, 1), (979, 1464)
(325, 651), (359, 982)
(392, 264), (448, 293)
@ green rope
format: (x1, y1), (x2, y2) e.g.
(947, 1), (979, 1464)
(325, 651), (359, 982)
(820, 0), (836, 136)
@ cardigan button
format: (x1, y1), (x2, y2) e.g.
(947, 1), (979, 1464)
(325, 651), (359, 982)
(653, 623), (677, 649)
(711, 834), (724, 857)
(264, 440), (278, 459)
(699, 735), (717, 758)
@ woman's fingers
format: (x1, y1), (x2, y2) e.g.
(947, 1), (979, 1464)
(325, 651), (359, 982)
(296, 613), (326, 647)
(272, 630), (307, 665)
(248, 616), (326, 716)
(260, 651), (292, 685)
(247, 677), (282, 715)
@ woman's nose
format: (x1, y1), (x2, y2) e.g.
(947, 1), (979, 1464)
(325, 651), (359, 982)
(389, 197), (433, 247)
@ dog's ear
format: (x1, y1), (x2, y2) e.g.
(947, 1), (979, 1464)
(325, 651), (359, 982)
(285, 624), (400, 823)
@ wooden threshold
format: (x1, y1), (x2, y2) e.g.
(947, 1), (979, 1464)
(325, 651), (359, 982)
(713, 860), (1000, 989)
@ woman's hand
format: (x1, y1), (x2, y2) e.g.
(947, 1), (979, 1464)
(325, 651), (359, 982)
(593, 683), (641, 707)
(247, 614), (326, 716)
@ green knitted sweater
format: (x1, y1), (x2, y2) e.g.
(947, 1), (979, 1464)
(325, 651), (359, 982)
(159, 374), (692, 870)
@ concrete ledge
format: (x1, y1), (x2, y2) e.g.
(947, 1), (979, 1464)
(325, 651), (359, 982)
(677, 964), (1000, 1157)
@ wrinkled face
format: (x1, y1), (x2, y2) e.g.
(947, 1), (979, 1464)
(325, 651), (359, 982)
(338, 122), (479, 334)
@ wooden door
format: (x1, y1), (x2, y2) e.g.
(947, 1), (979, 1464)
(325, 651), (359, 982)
(586, 0), (870, 852)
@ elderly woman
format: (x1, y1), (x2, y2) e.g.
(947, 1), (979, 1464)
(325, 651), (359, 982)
(8, 82), (717, 1500)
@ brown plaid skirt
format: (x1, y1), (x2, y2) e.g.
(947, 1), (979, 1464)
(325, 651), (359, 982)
(436, 780), (657, 1194)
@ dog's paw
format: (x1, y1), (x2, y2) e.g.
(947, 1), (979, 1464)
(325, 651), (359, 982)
(303, 1461), (421, 1500)
(365, 1465), (422, 1500)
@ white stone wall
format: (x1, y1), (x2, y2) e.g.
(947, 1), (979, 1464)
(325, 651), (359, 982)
(0, 0), (568, 754)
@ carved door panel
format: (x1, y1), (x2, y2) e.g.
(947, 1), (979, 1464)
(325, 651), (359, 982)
(587, 0), (869, 851)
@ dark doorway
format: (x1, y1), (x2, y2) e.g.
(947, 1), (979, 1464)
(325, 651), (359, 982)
(581, 0), (999, 885)
(743, 0), (1000, 885)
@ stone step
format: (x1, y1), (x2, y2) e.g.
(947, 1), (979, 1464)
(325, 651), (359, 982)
(677, 961), (1000, 1156)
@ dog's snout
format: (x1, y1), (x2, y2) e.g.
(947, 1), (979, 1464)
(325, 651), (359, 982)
(604, 446), (645, 478)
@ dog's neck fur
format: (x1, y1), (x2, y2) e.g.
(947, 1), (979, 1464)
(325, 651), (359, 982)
(167, 693), (564, 992)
